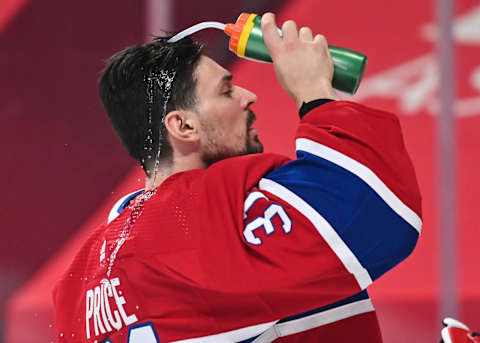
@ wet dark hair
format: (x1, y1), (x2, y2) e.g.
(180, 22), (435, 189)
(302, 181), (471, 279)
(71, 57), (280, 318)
(99, 37), (204, 174)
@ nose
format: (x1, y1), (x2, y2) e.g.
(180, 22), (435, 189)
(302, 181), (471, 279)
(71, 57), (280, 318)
(238, 86), (258, 109)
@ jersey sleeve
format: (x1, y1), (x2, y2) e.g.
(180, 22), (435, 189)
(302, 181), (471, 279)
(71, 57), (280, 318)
(244, 100), (422, 292)
(64, 101), (422, 342)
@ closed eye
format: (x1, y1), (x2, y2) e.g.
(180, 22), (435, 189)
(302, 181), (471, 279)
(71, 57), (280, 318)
(218, 73), (234, 98)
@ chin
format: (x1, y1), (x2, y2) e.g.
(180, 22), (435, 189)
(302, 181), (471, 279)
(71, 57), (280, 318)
(201, 134), (263, 166)
(246, 137), (263, 154)
(246, 128), (263, 154)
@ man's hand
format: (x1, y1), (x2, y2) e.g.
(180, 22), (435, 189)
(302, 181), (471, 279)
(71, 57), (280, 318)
(261, 12), (340, 108)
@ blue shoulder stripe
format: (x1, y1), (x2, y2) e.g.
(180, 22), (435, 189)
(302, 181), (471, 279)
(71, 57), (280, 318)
(264, 150), (418, 281)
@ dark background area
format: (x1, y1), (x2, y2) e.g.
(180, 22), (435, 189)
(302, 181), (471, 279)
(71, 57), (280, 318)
(0, 1), (144, 339)
(0, 1), (287, 341)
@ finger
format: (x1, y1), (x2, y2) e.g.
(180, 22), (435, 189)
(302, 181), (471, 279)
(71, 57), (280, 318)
(314, 34), (330, 54)
(261, 13), (282, 57)
(282, 20), (298, 42)
(313, 34), (327, 46)
(299, 26), (313, 41)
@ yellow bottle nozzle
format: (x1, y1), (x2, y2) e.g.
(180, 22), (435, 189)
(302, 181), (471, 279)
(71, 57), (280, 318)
(224, 13), (257, 57)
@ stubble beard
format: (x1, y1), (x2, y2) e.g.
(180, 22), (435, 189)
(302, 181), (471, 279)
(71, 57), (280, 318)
(200, 110), (263, 167)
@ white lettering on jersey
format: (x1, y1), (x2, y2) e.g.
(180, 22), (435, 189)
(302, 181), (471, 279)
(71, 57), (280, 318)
(85, 277), (138, 339)
(243, 191), (268, 219)
(244, 203), (292, 246)
(111, 277), (138, 326)
(93, 284), (106, 335)
(102, 278), (122, 330)
(85, 289), (94, 339)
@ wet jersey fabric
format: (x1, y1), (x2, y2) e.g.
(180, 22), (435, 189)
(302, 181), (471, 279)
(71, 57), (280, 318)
(53, 101), (422, 342)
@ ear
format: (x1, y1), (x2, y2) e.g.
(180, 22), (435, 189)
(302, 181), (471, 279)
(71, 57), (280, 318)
(163, 110), (200, 143)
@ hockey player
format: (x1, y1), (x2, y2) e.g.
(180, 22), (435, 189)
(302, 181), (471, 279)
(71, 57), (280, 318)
(53, 13), (422, 342)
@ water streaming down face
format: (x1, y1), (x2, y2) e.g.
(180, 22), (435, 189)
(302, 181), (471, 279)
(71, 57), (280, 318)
(144, 66), (176, 187)
(105, 67), (177, 276)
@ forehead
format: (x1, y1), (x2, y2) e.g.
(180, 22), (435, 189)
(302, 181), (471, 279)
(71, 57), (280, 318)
(194, 56), (230, 92)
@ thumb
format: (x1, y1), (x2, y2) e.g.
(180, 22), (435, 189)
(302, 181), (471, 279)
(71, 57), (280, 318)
(261, 13), (282, 59)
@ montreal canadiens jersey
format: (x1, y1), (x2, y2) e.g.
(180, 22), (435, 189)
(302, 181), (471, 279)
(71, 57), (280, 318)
(53, 101), (422, 342)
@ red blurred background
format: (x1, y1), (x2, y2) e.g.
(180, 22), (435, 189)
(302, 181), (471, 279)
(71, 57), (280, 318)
(1, 0), (479, 342)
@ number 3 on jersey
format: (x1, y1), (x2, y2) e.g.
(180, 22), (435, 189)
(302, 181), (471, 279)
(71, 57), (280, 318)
(243, 191), (292, 245)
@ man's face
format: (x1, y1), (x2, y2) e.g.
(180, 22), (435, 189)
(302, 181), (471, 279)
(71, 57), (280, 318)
(193, 56), (263, 166)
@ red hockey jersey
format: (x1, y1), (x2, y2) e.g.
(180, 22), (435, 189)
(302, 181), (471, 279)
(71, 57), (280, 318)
(53, 101), (422, 342)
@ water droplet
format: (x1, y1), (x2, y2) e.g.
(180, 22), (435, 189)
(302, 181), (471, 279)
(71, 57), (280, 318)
(118, 290), (122, 295)
(135, 305), (139, 310)
(106, 188), (156, 276)
(48, 324), (53, 328)
(59, 332), (64, 337)
(72, 333), (75, 337)
(69, 273), (73, 277)
(137, 178), (141, 182)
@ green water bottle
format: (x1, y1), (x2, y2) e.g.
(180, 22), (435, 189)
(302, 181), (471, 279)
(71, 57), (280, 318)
(224, 13), (367, 95)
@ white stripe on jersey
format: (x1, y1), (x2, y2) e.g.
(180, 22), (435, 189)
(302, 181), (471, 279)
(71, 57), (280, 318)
(251, 298), (375, 343)
(171, 298), (374, 343)
(171, 320), (277, 343)
(259, 178), (373, 290)
(296, 138), (422, 233)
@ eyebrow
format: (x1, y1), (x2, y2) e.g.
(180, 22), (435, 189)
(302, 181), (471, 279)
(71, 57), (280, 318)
(218, 74), (233, 88)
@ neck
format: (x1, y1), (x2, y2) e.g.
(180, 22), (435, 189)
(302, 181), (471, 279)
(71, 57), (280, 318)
(144, 152), (206, 189)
